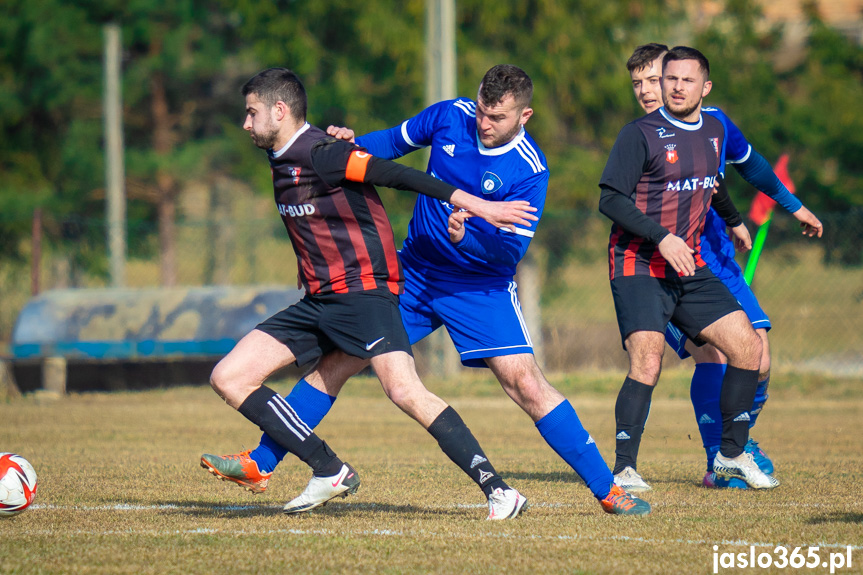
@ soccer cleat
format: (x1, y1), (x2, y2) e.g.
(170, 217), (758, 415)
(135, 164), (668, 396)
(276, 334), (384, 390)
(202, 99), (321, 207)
(200, 450), (272, 494)
(283, 463), (360, 514)
(702, 471), (748, 489)
(613, 466), (652, 493)
(744, 438), (774, 474)
(486, 487), (527, 520)
(713, 451), (780, 489)
(600, 484), (651, 516)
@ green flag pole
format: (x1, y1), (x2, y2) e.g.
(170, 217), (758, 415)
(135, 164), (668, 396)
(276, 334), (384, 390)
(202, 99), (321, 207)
(743, 217), (772, 286)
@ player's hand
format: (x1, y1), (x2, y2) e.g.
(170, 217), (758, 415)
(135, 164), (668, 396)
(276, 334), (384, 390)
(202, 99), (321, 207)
(658, 234), (696, 277)
(792, 205), (823, 238)
(325, 125), (356, 143)
(729, 223), (752, 252)
(447, 209), (470, 243)
(449, 190), (537, 232)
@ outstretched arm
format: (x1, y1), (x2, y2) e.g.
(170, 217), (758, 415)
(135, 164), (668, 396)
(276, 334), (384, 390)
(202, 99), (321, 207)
(733, 150), (823, 238)
(313, 138), (538, 231)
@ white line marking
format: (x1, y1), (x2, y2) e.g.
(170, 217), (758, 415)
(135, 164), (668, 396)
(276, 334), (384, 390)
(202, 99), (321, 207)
(24, 503), (862, 551)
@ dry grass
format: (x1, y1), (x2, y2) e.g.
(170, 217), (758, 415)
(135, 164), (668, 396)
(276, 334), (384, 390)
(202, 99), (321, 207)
(1, 371), (862, 574)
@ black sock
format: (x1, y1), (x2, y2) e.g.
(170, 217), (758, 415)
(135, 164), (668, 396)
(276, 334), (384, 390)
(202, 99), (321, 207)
(238, 385), (342, 476)
(613, 377), (655, 474)
(719, 365), (759, 459)
(427, 406), (506, 497)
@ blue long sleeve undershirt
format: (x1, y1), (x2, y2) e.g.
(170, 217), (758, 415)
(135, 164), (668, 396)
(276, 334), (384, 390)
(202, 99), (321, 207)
(733, 150), (802, 214)
(452, 227), (529, 268)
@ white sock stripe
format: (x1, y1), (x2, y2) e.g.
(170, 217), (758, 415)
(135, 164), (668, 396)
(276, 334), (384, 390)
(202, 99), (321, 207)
(267, 400), (308, 441)
(272, 395), (313, 436)
(508, 281), (533, 347)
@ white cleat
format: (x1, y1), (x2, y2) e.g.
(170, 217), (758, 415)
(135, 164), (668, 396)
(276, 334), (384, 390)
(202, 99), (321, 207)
(713, 451), (780, 489)
(283, 463), (360, 514)
(486, 487), (527, 520)
(613, 466), (652, 493)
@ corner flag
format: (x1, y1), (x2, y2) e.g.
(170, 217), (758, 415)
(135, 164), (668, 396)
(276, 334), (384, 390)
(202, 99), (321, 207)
(743, 154), (795, 285)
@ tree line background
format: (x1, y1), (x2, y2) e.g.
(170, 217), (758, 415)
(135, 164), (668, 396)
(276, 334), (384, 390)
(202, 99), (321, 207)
(1, 0), (862, 360)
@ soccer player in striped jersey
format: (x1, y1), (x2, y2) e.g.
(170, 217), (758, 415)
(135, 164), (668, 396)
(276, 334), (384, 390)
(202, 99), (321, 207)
(202, 67), (541, 519)
(600, 46), (783, 490)
(212, 65), (651, 516)
(611, 44), (823, 492)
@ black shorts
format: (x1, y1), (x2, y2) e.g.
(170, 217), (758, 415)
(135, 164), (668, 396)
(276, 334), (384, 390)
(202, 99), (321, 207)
(256, 289), (412, 368)
(610, 265), (743, 350)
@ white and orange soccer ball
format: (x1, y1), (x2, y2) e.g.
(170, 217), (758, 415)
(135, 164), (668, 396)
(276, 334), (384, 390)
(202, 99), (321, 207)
(0, 453), (38, 517)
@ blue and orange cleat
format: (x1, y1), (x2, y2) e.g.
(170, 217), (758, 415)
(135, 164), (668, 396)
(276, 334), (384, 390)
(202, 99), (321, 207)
(600, 484), (651, 516)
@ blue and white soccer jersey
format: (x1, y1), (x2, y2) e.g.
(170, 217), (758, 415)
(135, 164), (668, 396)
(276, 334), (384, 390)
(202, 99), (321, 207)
(356, 98), (548, 366)
(665, 107), (771, 359)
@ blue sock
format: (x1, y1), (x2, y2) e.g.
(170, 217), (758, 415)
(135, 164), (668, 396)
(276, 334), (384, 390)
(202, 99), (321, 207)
(749, 377), (769, 429)
(536, 400), (614, 500)
(250, 378), (337, 473)
(689, 363), (726, 471)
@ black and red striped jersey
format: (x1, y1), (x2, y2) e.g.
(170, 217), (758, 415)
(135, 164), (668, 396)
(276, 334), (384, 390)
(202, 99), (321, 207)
(599, 108), (724, 280)
(268, 123), (456, 296)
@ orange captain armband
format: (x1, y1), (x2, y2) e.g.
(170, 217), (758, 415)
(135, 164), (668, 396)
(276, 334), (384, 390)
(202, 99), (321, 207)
(345, 149), (372, 182)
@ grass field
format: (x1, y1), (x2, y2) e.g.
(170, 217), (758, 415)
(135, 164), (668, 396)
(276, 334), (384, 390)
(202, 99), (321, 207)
(1, 369), (862, 574)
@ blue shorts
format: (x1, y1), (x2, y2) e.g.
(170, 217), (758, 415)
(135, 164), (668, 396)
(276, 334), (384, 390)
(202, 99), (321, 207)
(398, 264), (533, 368)
(665, 243), (771, 360)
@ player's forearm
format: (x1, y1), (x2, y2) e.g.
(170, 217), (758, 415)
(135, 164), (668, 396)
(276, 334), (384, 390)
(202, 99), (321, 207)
(711, 180), (744, 228)
(363, 155), (455, 201)
(734, 150), (803, 213)
(452, 228), (527, 267)
(599, 186), (669, 244)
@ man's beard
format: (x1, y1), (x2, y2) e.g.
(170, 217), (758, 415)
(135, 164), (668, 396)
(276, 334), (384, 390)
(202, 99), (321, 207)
(663, 93), (700, 120)
(481, 122), (521, 148)
(252, 125), (280, 150)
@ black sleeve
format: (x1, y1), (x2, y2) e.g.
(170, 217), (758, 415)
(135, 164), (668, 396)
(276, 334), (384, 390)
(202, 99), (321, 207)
(710, 176), (744, 227)
(597, 123), (670, 244)
(599, 186), (670, 244)
(311, 137), (457, 201)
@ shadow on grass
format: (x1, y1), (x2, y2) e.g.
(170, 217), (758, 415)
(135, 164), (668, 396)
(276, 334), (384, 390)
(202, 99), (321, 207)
(120, 499), (461, 519)
(504, 470), (585, 484)
(806, 512), (863, 524)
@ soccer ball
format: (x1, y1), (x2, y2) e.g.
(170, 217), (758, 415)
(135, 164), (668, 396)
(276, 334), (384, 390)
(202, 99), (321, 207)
(0, 453), (38, 517)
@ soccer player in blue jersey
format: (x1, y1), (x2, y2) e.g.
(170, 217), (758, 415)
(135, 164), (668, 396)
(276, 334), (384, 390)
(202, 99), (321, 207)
(611, 44), (823, 493)
(204, 68), (547, 519)
(205, 64), (651, 516)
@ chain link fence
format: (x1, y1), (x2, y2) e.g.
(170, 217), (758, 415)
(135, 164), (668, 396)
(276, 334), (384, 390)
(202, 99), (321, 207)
(2, 207), (861, 377)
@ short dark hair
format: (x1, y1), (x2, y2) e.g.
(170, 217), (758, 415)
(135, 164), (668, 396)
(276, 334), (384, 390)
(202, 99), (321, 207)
(626, 43), (669, 73)
(478, 64), (533, 109)
(242, 68), (307, 122)
(663, 46), (710, 79)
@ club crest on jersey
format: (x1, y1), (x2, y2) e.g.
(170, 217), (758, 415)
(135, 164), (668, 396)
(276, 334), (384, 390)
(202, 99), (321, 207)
(481, 172), (503, 194)
(709, 138), (719, 159)
(665, 144), (678, 164)
(289, 167), (302, 185)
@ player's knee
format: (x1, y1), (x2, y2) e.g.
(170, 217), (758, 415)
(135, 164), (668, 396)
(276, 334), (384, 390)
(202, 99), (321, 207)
(628, 354), (662, 384)
(728, 331), (762, 370)
(209, 359), (250, 406)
